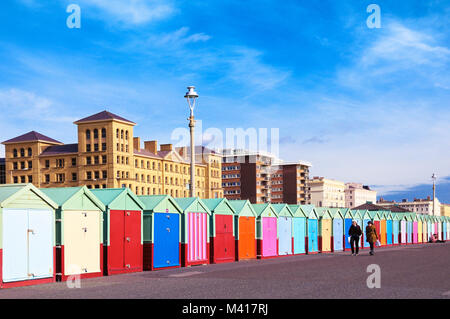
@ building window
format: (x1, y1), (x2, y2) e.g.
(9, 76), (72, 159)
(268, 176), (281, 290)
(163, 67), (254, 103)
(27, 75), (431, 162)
(20, 162), (25, 169)
(13, 149), (17, 158)
(94, 144), (99, 152)
(102, 171), (107, 179)
(20, 148), (25, 157)
(27, 148), (32, 157)
(28, 175), (32, 183)
(116, 129), (119, 138)
(72, 173), (77, 181)
(94, 171), (100, 180)
(93, 129), (98, 139)
(116, 143), (119, 151)
(86, 157), (92, 165)
(125, 131), (128, 140)
(21, 176), (26, 183)
(72, 158), (76, 166)
(121, 130), (124, 139)
(28, 161), (32, 169)
(56, 174), (65, 183)
(86, 129), (91, 140)
(13, 162), (18, 170)
(87, 171), (92, 180)
(102, 128), (106, 138)
(102, 155), (107, 164)
(13, 176), (18, 183)
(45, 174), (50, 183)
(86, 144), (91, 152)
(56, 159), (64, 168)
(102, 143), (106, 151)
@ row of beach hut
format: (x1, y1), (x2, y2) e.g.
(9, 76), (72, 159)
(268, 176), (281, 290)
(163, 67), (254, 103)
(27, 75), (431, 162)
(0, 184), (448, 288)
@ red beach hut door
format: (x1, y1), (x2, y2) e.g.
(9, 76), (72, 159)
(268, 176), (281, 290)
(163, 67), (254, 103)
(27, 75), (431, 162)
(124, 211), (141, 270)
(109, 210), (125, 271)
(215, 215), (234, 262)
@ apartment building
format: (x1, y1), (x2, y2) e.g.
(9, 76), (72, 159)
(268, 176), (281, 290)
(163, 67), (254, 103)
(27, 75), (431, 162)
(345, 182), (377, 208)
(377, 196), (441, 216)
(308, 177), (346, 208)
(221, 149), (311, 204)
(441, 204), (450, 217)
(1, 110), (223, 198)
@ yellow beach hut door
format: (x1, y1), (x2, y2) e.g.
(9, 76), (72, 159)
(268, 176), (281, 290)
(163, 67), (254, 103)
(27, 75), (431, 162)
(64, 211), (101, 275)
(322, 219), (332, 252)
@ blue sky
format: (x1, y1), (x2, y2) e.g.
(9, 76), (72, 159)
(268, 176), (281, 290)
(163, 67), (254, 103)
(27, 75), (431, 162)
(1, 0), (449, 198)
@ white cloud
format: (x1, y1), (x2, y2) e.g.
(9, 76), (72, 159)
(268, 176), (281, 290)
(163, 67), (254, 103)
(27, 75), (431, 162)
(149, 27), (211, 47)
(78, 0), (175, 26)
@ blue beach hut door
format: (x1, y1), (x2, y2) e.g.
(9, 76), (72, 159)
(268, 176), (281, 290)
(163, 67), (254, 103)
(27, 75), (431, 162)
(293, 218), (306, 254)
(333, 218), (343, 251)
(153, 212), (180, 268)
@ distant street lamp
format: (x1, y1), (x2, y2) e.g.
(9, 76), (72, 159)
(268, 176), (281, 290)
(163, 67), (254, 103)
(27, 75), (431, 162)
(431, 173), (437, 216)
(185, 86), (199, 197)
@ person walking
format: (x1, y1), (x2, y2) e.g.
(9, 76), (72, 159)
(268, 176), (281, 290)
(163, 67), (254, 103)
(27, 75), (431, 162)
(348, 220), (362, 256)
(366, 221), (379, 255)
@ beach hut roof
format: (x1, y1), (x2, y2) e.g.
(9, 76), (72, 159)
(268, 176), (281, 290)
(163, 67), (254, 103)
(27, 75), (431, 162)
(287, 205), (307, 218)
(203, 198), (235, 214)
(328, 208), (344, 219)
(90, 188), (144, 210)
(229, 200), (257, 217)
(0, 183), (58, 209)
(271, 203), (293, 217)
(252, 203), (278, 217)
(174, 197), (211, 214)
(137, 195), (183, 214)
(299, 205), (318, 219)
(316, 207), (332, 219)
(41, 186), (105, 211)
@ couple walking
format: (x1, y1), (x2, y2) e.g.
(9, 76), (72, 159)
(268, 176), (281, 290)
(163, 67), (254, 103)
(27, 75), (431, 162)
(348, 220), (379, 256)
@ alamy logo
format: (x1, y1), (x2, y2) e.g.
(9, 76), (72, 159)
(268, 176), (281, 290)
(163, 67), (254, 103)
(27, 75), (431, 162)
(366, 4), (381, 29)
(366, 264), (381, 288)
(66, 4), (81, 29)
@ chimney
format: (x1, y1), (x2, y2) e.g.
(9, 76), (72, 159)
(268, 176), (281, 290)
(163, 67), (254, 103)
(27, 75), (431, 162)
(160, 144), (173, 152)
(133, 137), (141, 151)
(144, 140), (158, 154)
(427, 196), (431, 201)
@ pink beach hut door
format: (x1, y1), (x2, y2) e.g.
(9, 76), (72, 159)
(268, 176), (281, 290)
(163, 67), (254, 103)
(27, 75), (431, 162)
(262, 217), (277, 257)
(187, 212), (207, 263)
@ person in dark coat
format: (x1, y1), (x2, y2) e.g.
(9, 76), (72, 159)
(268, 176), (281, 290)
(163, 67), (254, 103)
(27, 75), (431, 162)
(366, 221), (379, 255)
(348, 220), (362, 256)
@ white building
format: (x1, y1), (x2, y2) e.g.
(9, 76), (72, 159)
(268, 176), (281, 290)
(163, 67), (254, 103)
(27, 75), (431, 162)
(345, 183), (377, 208)
(377, 196), (441, 216)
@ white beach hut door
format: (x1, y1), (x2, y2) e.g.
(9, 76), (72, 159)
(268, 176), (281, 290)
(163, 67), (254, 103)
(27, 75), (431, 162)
(2, 209), (29, 282)
(28, 210), (53, 279)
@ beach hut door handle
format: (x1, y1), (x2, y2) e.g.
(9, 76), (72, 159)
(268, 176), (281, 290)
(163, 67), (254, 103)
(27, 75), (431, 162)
(127, 212), (130, 216)
(82, 227), (88, 233)
(126, 237), (130, 242)
(166, 228), (171, 232)
(28, 273), (35, 277)
(126, 264), (130, 268)
(28, 229), (35, 235)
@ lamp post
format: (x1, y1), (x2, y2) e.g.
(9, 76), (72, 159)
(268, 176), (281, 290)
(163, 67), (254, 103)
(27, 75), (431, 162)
(185, 86), (199, 197)
(432, 173), (437, 216)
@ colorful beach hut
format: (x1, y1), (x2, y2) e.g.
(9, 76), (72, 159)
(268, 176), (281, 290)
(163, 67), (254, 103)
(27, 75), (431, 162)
(272, 204), (293, 256)
(174, 197), (211, 267)
(253, 203), (278, 259)
(406, 213), (413, 244)
(288, 205), (307, 255)
(383, 211), (393, 246)
(0, 184), (58, 288)
(230, 200), (257, 261)
(379, 211), (388, 246)
(411, 213), (418, 244)
(137, 195), (183, 271)
(417, 214), (423, 244)
(342, 208), (354, 251)
(41, 186), (105, 281)
(203, 198), (236, 264)
(437, 216), (443, 241)
(300, 205), (319, 254)
(392, 213), (400, 245)
(316, 208), (332, 253)
(91, 188), (144, 275)
(328, 208), (344, 252)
